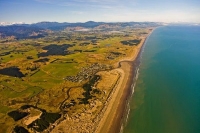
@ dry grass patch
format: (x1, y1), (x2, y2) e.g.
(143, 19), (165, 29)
(69, 87), (85, 100)
(96, 70), (120, 99)
(23, 108), (42, 125)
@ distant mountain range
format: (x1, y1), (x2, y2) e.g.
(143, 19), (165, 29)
(0, 21), (162, 39)
(0, 22), (25, 26)
(0, 25), (47, 39)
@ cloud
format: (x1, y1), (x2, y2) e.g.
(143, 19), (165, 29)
(34, 0), (135, 9)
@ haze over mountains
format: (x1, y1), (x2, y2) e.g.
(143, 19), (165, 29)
(0, 21), (161, 39)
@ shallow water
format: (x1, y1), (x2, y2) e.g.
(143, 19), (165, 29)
(124, 25), (200, 133)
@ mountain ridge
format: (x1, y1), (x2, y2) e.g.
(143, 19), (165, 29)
(0, 21), (161, 39)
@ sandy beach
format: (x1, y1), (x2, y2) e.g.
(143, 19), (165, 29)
(50, 29), (154, 133)
(95, 33), (152, 133)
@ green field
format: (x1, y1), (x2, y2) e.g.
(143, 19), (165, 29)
(0, 27), (150, 132)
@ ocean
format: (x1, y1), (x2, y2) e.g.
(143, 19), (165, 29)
(124, 25), (200, 133)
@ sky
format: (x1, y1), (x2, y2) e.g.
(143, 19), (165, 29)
(0, 0), (200, 23)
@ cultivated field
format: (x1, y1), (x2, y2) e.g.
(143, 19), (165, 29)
(0, 27), (151, 132)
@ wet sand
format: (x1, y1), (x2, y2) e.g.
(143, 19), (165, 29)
(95, 36), (149, 133)
(50, 30), (154, 133)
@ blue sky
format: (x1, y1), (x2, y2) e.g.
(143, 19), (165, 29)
(0, 0), (200, 23)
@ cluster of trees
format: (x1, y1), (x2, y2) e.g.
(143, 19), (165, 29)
(8, 110), (29, 121)
(0, 67), (24, 78)
(81, 75), (100, 104)
(28, 112), (61, 132)
(121, 39), (141, 46)
(37, 44), (73, 57)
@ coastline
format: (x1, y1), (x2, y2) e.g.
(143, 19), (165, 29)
(95, 29), (154, 133)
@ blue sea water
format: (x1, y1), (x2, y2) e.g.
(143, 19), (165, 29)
(124, 25), (200, 133)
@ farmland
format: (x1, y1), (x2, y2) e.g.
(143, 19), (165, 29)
(0, 22), (156, 132)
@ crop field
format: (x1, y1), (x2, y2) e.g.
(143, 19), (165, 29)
(0, 27), (151, 132)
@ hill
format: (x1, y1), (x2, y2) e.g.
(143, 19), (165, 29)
(0, 21), (161, 39)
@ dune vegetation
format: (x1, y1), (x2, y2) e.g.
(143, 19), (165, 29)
(0, 24), (153, 132)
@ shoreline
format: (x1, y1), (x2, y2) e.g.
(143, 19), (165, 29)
(95, 29), (155, 133)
